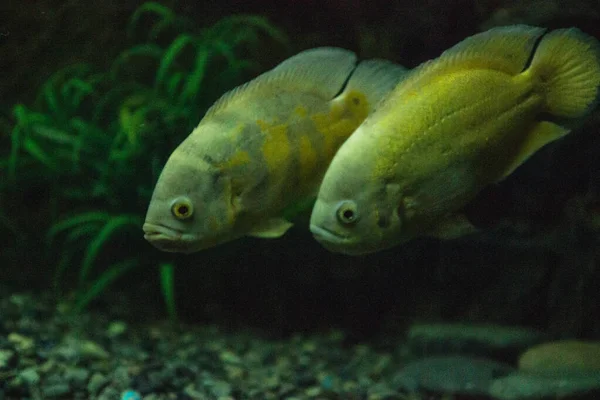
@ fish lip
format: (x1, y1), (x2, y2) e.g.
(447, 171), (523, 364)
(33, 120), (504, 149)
(142, 222), (183, 240)
(310, 224), (376, 256)
(309, 224), (349, 243)
(143, 222), (195, 253)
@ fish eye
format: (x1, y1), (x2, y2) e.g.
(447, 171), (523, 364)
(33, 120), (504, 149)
(170, 197), (194, 220)
(336, 200), (359, 225)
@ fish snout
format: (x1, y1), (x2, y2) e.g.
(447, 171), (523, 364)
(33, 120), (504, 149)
(142, 222), (189, 253)
(309, 200), (352, 250)
(309, 201), (382, 255)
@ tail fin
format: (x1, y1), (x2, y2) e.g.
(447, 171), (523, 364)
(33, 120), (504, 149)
(529, 28), (600, 119)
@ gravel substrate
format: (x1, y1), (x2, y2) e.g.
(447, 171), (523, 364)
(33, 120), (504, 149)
(0, 285), (418, 400)
(2, 285), (599, 400)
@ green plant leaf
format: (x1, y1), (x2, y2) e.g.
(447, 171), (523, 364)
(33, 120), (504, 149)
(155, 34), (195, 91)
(23, 137), (59, 171)
(110, 44), (163, 82)
(127, 1), (175, 40)
(46, 211), (111, 244)
(179, 47), (210, 105)
(53, 251), (77, 297)
(74, 258), (139, 313)
(79, 214), (142, 285)
(159, 263), (177, 322)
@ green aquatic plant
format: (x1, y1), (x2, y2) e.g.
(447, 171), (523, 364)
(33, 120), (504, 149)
(5, 2), (289, 316)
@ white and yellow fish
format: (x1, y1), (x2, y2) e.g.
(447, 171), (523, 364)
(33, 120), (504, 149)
(310, 25), (600, 255)
(143, 47), (408, 253)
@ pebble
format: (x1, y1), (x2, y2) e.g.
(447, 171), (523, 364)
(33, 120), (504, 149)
(0, 349), (16, 370)
(406, 323), (547, 359)
(489, 373), (600, 400)
(64, 367), (90, 388)
(304, 385), (322, 396)
(210, 380), (232, 397)
(18, 367), (40, 385)
(3, 283), (595, 399)
(107, 321), (128, 338)
(51, 337), (109, 361)
(392, 355), (514, 394)
(98, 386), (120, 400)
(518, 340), (600, 375)
(87, 372), (109, 395)
(7, 332), (35, 354)
(41, 382), (71, 398)
(121, 390), (142, 400)
(80, 339), (110, 360)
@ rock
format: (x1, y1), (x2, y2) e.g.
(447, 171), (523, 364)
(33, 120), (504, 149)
(17, 367), (40, 385)
(406, 323), (547, 361)
(64, 367), (90, 388)
(210, 380), (232, 397)
(52, 337), (109, 361)
(112, 366), (132, 390)
(120, 390), (142, 400)
(392, 355), (514, 394)
(0, 349), (16, 370)
(87, 372), (109, 395)
(489, 340), (600, 400)
(97, 386), (120, 400)
(518, 340), (600, 376)
(489, 372), (600, 400)
(80, 340), (110, 360)
(7, 333), (35, 354)
(107, 321), (128, 338)
(41, 382), (71, 398)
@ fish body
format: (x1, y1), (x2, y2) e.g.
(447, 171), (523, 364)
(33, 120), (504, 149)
(143, 47), (408, 253)
(310, 25), (600, 255)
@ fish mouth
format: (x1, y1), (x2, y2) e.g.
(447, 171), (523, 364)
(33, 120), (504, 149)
(309, 224), (378, 256)
(309, 224), (350, 243)
(143, 223), (197, 254)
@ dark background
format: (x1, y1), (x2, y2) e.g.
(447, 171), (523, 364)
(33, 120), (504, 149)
(1, 0), (600, 341)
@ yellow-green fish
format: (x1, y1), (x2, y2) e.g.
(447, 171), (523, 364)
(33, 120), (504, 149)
(143, 47), (408, 253)
(310, 25), (600, 255)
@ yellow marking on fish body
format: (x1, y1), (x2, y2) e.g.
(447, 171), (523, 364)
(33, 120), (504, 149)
(294, 105), (308, 118)
(256, 119), (270, 132)
(313, 90), (371, 159)
(345, 90), (370, 122)
(259, 120), (291, 176)
(256, 118), (281, 132)
(215, 150), (251, 170)
(298, 135), (318, 185)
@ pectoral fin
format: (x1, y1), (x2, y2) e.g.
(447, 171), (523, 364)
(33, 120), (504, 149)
(247, 218), (294, 238)
(426, 213), (478, 240)
(498, 120), (570, 180)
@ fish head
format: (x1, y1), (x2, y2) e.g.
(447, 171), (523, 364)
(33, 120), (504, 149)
(309, 128), (405, 255)
(143, 137), (240, 253)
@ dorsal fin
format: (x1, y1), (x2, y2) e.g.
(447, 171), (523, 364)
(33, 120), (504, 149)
(203, 47), (358, 119)
(341, 58), (409, 111)
(393, 25), (547, 97)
